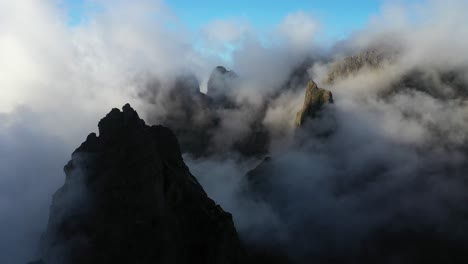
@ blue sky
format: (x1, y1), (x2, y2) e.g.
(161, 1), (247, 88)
(64, 0), (384, 38)
(167, 0), (381, 37)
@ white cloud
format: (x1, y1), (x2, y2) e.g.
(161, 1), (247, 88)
(278, 11), (320, 51)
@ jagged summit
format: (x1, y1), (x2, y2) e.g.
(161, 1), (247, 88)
(214, 66), (229, 73)
(33, 104), (241, 264)
(207, 66), (238, 102)
(295, 81), (334, 127)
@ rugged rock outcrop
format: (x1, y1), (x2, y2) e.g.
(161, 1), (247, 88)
(158, 74), (219, 157)
(295, 81), (333, 126)
(326, 50), (468, 100)
(34, 104), (241, 264)
(326, 50), (384, 84)
(142, 67), (269, 158)
(207, 66), (238, 103)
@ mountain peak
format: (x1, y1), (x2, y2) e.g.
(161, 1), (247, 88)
(307, 80), (318, 90)
(215, 65), (228, 73)
(295, 81), (334, 127)
(34, 105), (241, 264)
(207, 66), (238, 102)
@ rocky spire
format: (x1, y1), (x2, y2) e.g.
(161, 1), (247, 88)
(34, 104), (241, 264)
(295, 81), (333, 127)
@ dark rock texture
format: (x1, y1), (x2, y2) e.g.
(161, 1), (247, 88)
(35, 104), (241, 264)
(326, 50), (384, 83)
(295, 81), (333, 126)
(158, 74), (219, 157)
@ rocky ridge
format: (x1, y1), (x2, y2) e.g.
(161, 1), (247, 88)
(33, 104), (241, 264)
(325, 50), (384, 83)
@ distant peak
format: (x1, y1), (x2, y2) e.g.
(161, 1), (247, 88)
(122, 103), (133, 113)
(215, 66), (228, 73)
(207, 66), (238, 101)
(97, 104), (145, 139)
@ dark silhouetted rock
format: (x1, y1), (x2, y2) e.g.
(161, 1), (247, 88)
(158, 74), (219, 157)
(207, 66), (238, 103)
(233, 129), (270, 157)
(295, 81), (333, 126)
(34, 104), (241, 264)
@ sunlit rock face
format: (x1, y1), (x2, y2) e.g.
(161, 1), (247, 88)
(325, 50), (385, 84)
(295, 81), (333, 127)
(34, 104), (241, 264)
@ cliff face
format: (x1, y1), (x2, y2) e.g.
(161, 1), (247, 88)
(295, 81), (333, 127)
(36, 104), (241, 264)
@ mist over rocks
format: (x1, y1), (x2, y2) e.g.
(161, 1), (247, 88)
(33, 104), (241, 264)
(229, 48), (468, 263)
(207, 66), (239, 104)
(182, 48), (468, 263)
(141, 66), (272, 158)
(140, 62), (336, 160)
(295, 81), (333, 127)
(322, 49), (468, 102)
(155, 74), (218, 157)
(325, 50), (386, 84)
(389, 68), (468, 101)
(31, 50), (468, 263)
(4, 1), (468, 263)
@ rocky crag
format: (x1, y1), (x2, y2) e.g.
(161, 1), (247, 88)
(295, 81), (334, 127)
(145, 66), (270, 158)
(33, 104), (241, 264)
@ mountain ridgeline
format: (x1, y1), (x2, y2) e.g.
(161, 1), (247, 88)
(142, 65), (333, 158)
(32, 48), (468, 264)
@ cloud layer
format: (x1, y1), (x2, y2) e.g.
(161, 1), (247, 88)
(2, 0), (468, 263)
